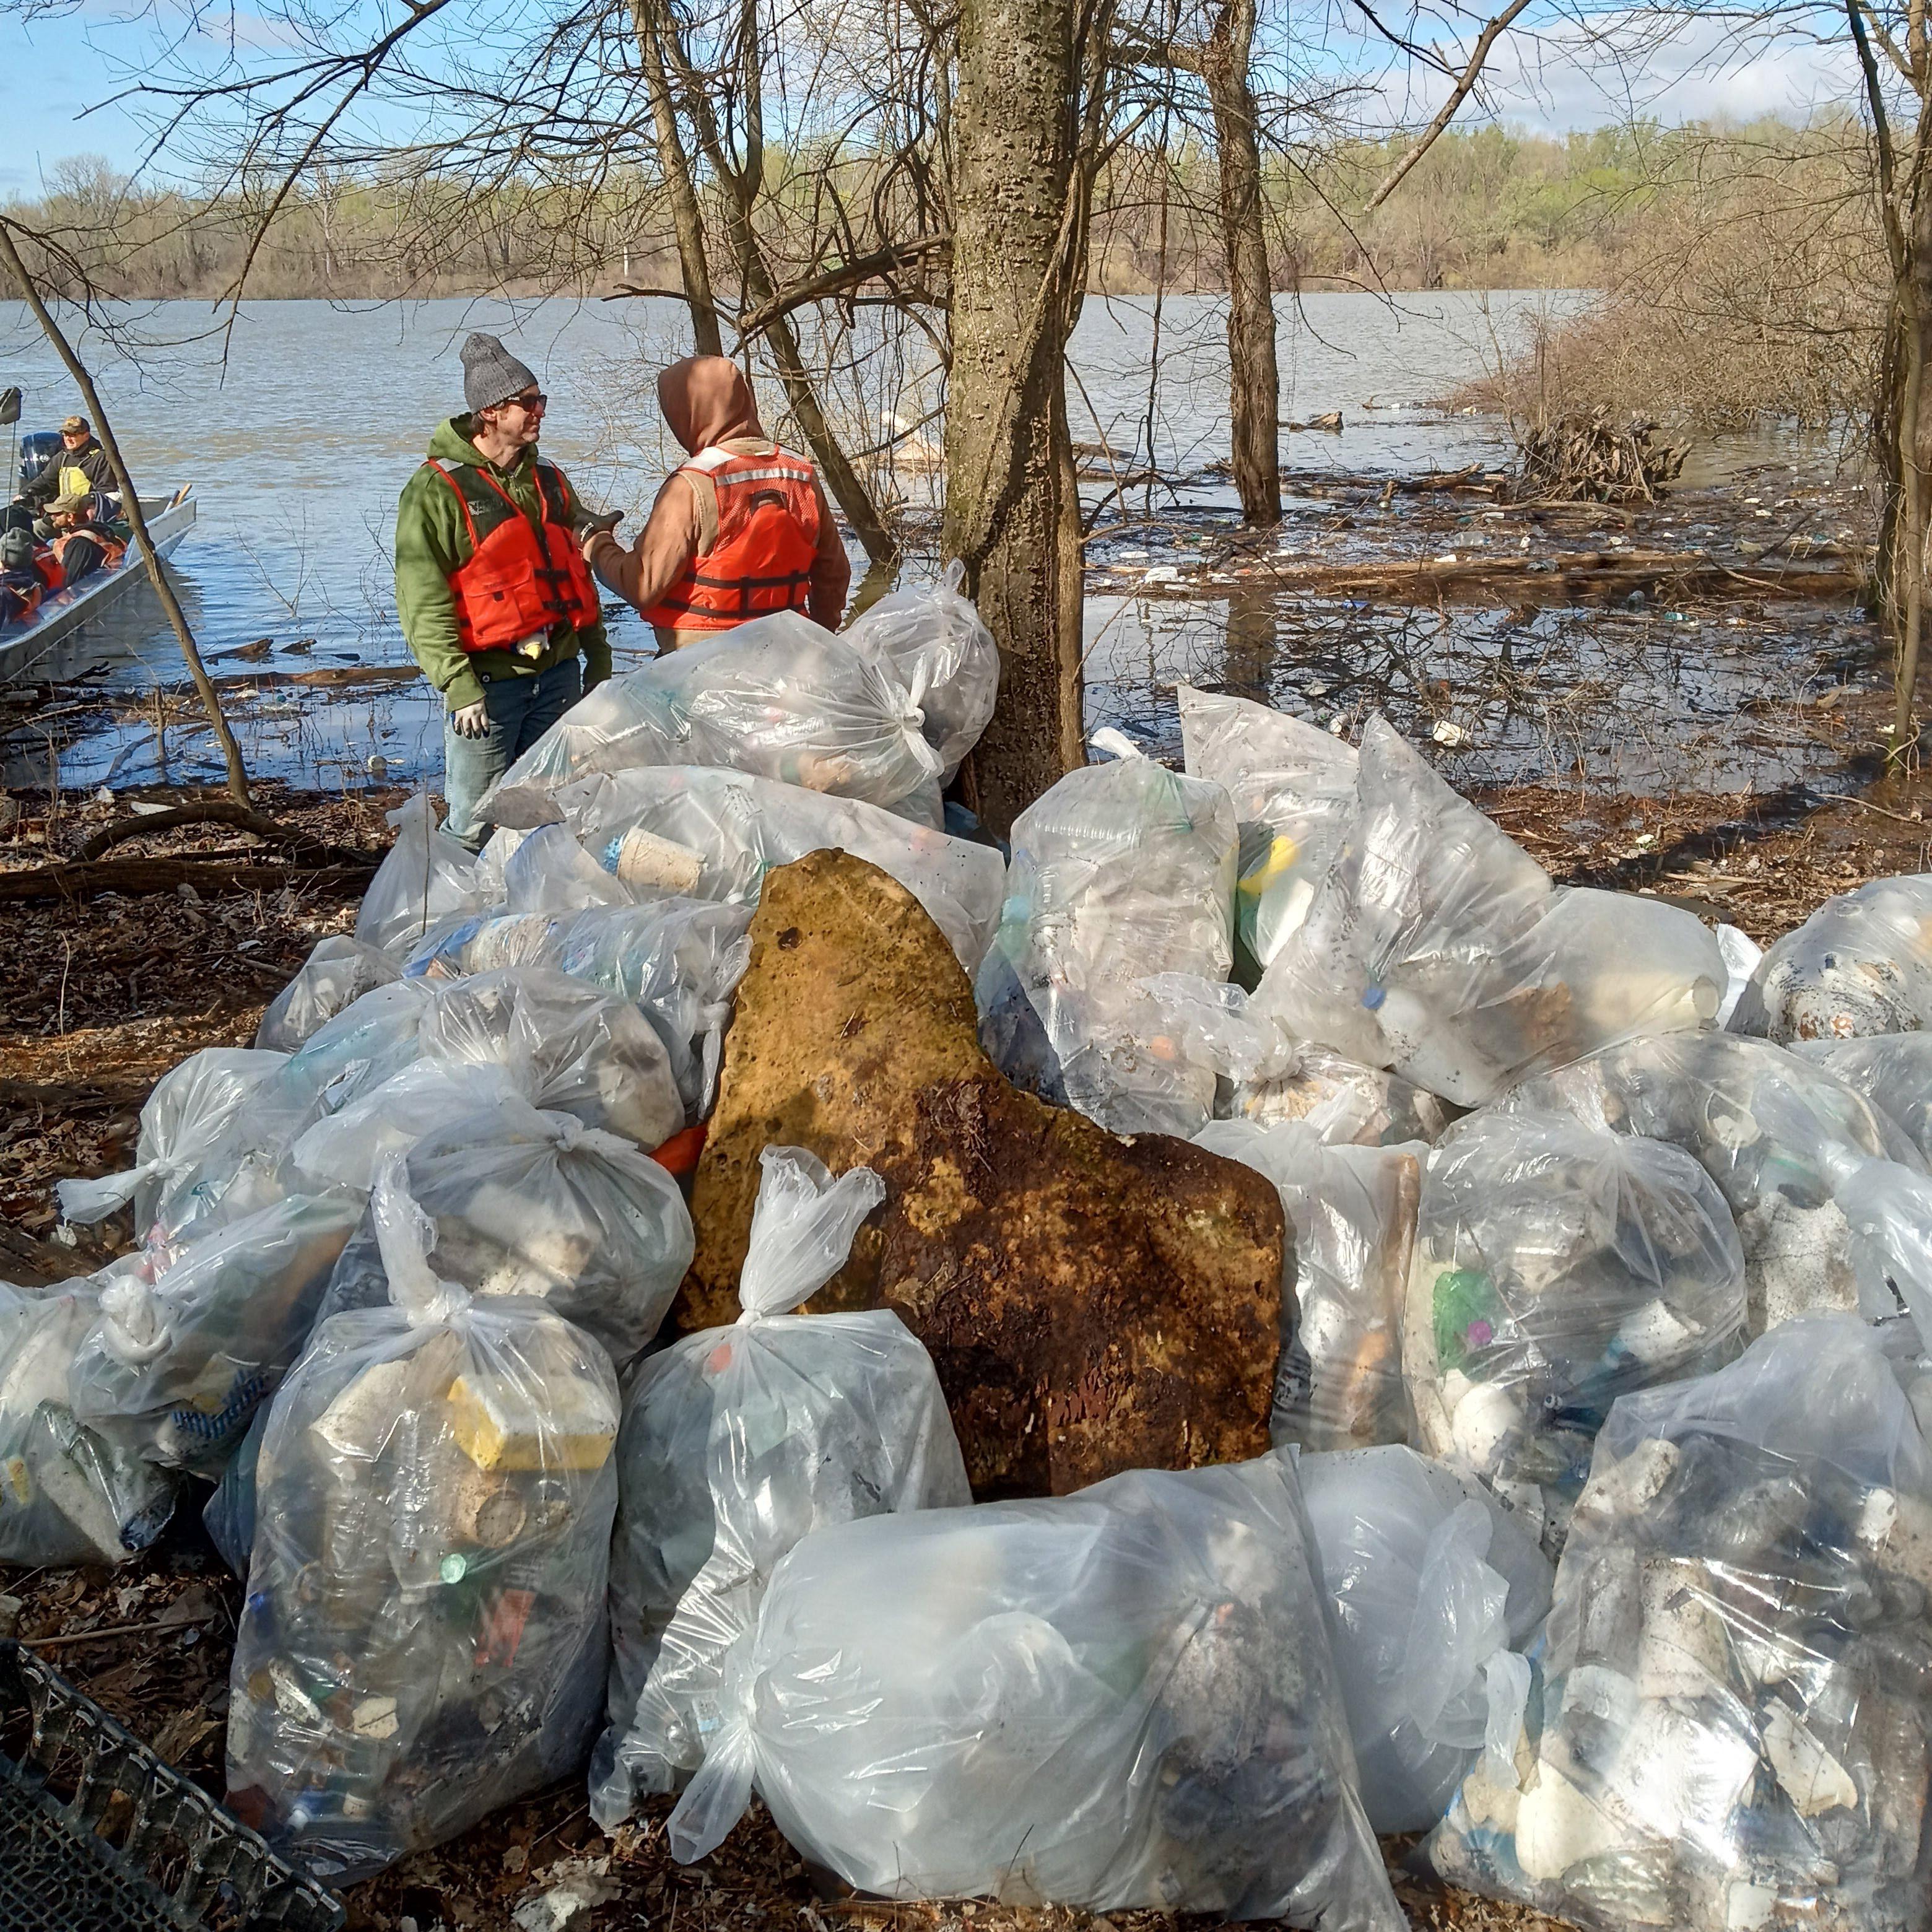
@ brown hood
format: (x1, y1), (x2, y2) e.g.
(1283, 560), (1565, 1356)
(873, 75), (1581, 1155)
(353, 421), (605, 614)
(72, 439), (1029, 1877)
(657, 355), (764, 455)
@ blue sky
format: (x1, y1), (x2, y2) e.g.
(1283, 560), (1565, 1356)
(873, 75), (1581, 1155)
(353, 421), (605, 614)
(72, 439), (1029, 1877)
(0, 0), (1867, 196)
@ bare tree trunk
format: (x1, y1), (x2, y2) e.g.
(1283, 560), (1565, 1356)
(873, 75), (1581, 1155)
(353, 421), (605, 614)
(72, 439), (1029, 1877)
(1895, 126), (1932, 752)
(943, 0), (1090, 832)
(630, 0), (724, 356)
(0, 222), (251, 807)
(1200, 0), (1279, 527)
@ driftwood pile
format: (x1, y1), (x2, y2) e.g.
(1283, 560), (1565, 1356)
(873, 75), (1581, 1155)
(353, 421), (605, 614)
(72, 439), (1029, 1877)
(1514, 408), (1687, 503)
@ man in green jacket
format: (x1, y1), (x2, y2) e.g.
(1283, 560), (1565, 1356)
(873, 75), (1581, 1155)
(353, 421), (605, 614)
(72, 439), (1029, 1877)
(394, 333), (614, 849)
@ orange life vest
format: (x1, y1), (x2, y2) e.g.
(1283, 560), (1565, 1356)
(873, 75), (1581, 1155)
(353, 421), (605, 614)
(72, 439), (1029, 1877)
(51, 526), (126, 574)
(425, 457), (601, 653)
(642, 442), (820, 632)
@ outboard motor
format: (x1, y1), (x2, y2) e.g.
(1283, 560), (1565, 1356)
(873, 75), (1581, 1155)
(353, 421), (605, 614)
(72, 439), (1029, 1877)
(17, 430), (62, 494)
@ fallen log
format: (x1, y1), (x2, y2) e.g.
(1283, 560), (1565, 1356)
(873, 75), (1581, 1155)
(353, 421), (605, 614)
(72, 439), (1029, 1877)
(1128, 549), (1860, 606)
(72, 799), (330, 863)
(0, 855), (380, 903)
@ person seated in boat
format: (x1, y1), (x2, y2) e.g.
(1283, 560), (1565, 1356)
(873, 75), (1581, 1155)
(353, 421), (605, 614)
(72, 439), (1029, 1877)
(0, 527), (53, 626)
(15, 415), (118, 521)
(580, 354), (849, 653)
(44, 490), (127, 586)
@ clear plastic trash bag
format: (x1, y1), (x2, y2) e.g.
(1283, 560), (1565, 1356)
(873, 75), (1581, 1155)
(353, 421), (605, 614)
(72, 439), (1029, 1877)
(68, 1191), (363, 1477)
(1405, 1107), (1747, 1555)
(1733, 872), (1932, 1042)
(355, 794), (488, 960)
(482, 612), (944, 829)
(177, 968), (682, 1241)
(1229, 1041), (1456, 1147)
(1177, 684), (1359, 980)
(1425, 1313), (1932, 1932)
(1502, 1030), (1925, 1335)
(256, 936), (401, 1053)
(0, 1279), (176, 1566)
(1253, 718), (1725, 1107)
(495, 765), (1007, 973)
(404, 898), (752, 1121)
(1299, 1444), (1554, 1832)
(842, 560), (999, 782)
(1195, 1118), (1423, 1452)
(975, 753), (1237, 1136)
(314, 1091), (691, 1368)
(56, 1046), (289, 1232)
(663, 1450), (1406, 1931)
(226, 1163), (619, 1883)
(591, 1147), (968, 1830)
(1793, 1032), (1932, 1167)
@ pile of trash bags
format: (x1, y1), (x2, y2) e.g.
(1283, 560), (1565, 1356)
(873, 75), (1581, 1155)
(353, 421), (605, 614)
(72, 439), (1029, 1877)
(21, 575), (1932, 1931)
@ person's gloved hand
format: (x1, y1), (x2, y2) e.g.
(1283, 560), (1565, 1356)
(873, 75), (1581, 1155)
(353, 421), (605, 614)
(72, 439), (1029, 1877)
(450, 700), (490, 739)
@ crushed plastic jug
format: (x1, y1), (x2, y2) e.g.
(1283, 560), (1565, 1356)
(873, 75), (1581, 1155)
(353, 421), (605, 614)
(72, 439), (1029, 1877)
(1733, 871), (1932, 1041)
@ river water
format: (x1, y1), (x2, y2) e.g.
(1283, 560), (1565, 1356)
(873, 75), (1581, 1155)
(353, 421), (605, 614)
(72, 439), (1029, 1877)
(0, 288), (1855, 798)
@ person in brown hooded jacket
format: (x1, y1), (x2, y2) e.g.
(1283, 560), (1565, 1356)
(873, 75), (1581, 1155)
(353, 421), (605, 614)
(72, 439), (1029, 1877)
(582, 355), (850, 651)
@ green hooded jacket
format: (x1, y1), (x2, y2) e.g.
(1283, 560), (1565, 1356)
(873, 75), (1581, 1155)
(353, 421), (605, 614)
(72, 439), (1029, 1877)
(393, 416), (612, 714)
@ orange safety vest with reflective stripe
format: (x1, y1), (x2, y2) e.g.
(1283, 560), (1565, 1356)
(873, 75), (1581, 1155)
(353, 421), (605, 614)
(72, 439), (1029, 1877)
(424, 457), (601, 653)
(51, 526), (126, 574)
(642, 443), (820, 632)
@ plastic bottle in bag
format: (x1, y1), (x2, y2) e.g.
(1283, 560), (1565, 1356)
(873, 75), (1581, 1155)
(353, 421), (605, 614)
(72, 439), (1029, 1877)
(1502, 1030), (1924, 1334)
(0, 1279), (176, 1566)
(482, 612), (946, 829)
(68, 1191), (363, 1477)
(591, 1147), (970, 1830)
(495, 765), (1007, 973)
(1733, 871), (1932, 1041)
(355, 794), (488, 960)
(975, 752), (1237, 1137)
(1177, 684), (1360, 981)
(661, 1450), (1406, 1930)
(1299, 1444), (1554, 1832)
(226, 1162), (619, 1882)
(1426, 1313), (1932, 1932)
(313, 1091), (692, 1368)
(842, 560), (1000, 782)
(257, 936), (402, 1053)
(56, 1046), (290, 1234)
(1229, 1040), (1456, 1147)
(1253, 717), (1725, 1106)
(404, 898), (752, 1122)
(1196, 1118), (1423, 1452)
(1404, 1107), (1747, 1554)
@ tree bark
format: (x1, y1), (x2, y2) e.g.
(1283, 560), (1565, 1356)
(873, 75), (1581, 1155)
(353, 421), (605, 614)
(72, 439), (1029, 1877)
(943, 0), (1091, 832)
(1199, 0), (1279, 527)
(629, 0), (724, 357)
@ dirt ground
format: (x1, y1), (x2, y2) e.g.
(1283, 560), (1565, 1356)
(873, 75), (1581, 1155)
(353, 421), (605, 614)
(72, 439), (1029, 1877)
(0, 457), (1925, 1930)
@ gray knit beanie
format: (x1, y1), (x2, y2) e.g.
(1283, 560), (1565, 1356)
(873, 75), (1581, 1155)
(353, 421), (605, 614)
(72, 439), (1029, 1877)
(461, 332), (539, 413)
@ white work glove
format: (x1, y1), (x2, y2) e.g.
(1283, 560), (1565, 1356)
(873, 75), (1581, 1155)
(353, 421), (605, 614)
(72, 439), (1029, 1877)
(450, 700), (490, 739)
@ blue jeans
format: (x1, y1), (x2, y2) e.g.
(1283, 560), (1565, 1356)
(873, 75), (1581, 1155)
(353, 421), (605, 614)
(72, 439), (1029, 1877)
(442, 655), (583, 850)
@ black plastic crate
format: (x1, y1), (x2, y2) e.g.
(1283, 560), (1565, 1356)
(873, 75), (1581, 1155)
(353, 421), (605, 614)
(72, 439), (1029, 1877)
(0, 1640), (342, 1932)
